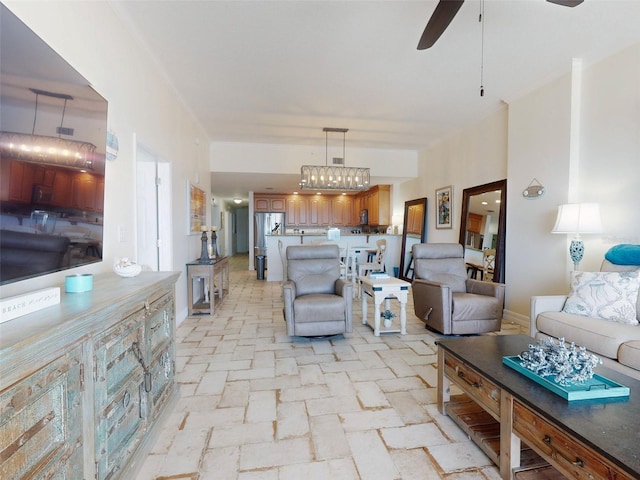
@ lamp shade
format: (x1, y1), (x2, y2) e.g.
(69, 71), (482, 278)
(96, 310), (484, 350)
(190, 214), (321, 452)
(551, 203), (603, 235)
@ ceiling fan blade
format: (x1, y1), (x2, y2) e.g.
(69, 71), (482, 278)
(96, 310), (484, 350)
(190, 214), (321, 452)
(417, 0), (465, 50)
(546, 0), (584, 6)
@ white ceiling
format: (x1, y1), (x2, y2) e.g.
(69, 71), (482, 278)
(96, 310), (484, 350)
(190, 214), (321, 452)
(114, 0), (640, 202)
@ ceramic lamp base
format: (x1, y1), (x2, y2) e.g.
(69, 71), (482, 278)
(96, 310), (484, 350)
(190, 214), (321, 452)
(569, 239), (584, 270)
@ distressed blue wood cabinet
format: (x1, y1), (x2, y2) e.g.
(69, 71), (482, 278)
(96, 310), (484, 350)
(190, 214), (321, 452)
(0, 271), (180, 480)
(0, 345), (84, 479)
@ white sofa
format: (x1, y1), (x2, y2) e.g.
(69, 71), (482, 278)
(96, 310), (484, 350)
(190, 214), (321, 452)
(531, 259), (640, 380)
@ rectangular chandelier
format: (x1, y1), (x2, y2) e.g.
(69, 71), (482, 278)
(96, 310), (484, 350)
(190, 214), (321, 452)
(300, 165), (370, 191)
(0, 131), (97, 170)
(299, 127), (370, 191)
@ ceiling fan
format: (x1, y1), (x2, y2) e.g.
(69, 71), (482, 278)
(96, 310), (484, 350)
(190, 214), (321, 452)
(417, 0), (584, 50)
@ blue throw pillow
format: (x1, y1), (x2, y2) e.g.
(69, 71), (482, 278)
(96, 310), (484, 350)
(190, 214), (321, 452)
(604, 244), (640, 266)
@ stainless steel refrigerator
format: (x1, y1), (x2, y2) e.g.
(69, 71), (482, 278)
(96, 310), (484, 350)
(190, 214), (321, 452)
(254, 212), (285, 270)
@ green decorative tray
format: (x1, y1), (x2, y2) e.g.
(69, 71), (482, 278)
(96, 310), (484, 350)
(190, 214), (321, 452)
(503, 356), (630, 401)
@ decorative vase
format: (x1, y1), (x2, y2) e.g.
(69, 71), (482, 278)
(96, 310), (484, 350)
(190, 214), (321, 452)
(210, 230), (218, 258)
(199, 231), (209, 263)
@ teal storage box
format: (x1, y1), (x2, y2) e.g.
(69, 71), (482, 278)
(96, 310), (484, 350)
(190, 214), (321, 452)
(65, 274), (93, 293)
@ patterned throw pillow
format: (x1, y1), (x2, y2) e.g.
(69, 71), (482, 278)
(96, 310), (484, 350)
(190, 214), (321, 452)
(563, 271), (640, 325)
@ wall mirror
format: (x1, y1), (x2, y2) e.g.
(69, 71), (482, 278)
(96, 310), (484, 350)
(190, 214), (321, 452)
(399, 197), (428, 282)
(458, 179), (506, 284)
(0, 4), (108, 285)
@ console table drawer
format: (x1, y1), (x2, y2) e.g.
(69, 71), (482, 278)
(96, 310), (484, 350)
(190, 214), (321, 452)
(443, 352), (500, 418)
(513, 400), (633, 480)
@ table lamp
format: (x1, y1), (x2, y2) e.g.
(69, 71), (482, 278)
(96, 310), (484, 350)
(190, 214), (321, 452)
(551, 203), (603, 270)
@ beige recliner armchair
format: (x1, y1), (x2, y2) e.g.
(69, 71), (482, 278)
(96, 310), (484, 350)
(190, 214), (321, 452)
(283, 244), (353, 337)
(412, 243), (505, 335)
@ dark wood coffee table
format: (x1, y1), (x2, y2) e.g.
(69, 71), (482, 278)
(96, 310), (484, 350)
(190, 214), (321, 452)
(436, 334), (640, 480)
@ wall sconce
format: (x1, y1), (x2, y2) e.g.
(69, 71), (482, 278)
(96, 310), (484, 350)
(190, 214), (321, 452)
(552, 203), (603, 270)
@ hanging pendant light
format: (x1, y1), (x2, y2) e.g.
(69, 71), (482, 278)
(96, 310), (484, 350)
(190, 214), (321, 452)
(0, 88), (97, 170)
(300, 128), (370, 191)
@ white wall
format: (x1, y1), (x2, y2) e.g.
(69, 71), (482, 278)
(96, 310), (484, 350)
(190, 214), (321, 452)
(506, 73), (573, 316)
(579, 44), (640, 252)
(399, 107), (509, 244)
(506, 43), (640, 320)
(402, 42), (639, 324)
(210, 141), (417, 178)
(2, 2), (211, 323)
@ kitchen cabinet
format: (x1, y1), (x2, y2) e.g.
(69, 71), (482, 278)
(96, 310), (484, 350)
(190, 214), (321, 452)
(468, 213), (483, 233)
(0, 160), (104, 212)
(360, 185), (390, 226)
(0, 272), (180, 480)
(52, 169), (72, 207)
(32, 165), (55, 186)
(285, 195), (308, 226)
(330, 195), (355, 226)
(254, 194), (286, 212)
(406, 202), (425, 235)
(0, 158), (35, 203)
(72, 173), (98, 211)
(308, 195), (331, 226)
(260, 191), (387, 228)
(96, 178), (105, 213)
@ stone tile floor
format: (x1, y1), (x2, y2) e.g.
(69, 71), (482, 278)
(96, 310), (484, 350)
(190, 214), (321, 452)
(137, 254), (525, 480)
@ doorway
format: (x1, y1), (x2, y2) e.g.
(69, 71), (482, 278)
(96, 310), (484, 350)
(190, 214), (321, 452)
(135, 141), (172, 271)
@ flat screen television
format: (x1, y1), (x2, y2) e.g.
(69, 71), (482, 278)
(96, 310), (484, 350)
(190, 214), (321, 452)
(0, 4), (108, 285)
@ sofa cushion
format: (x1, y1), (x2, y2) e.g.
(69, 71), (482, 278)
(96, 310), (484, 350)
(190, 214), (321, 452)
(618, 341), (640, 371)
(562, 271), (640, 325)
(536, 310), (640, 359)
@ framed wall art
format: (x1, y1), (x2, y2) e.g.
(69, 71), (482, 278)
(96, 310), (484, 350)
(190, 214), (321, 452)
(435, 185), (453, 229)
(187, 181), (207, 235)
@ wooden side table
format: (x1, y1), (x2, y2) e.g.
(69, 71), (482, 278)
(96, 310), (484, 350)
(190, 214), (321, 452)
(186, 256), (229, 315)
(359, 275), (410, 336)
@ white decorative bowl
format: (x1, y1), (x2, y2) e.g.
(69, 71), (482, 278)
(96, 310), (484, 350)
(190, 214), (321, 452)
(114, 262), (142, 278)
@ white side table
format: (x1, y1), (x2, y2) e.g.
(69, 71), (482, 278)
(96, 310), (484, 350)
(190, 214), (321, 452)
(359, 275), (410, 336)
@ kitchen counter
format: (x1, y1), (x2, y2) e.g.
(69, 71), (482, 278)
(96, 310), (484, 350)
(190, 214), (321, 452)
(265, 234), (402, 282)
(275, 233), (401, 237)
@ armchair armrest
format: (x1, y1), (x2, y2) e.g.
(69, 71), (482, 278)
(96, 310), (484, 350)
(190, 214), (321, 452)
(335, 278), (353, 299)
(466, 278), (505, 299)
(283, 280), (296, 335)
(530, 295), (568, 337)
(335, 278), (354, 329)
(412, 279), (452, 332)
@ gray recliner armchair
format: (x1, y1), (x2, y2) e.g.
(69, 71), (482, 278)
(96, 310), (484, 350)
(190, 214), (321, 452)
(283, 244), (353, 337)
(411, 243), (505, 335)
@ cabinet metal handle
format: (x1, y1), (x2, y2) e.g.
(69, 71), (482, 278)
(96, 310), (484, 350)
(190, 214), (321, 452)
(543, 435), (585, 467)
(457, 370), (480, 388)
(123, 391), (131, 408)
(132, 342), (152, 393)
